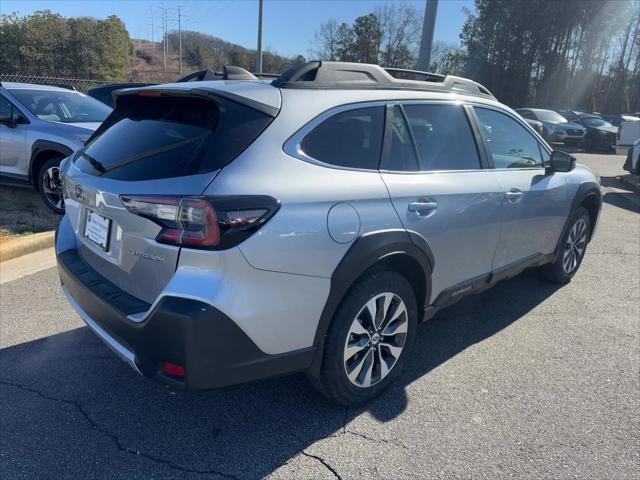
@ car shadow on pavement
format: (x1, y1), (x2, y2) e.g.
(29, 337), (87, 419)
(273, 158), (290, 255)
(0, 270), (561, 479)
(602, 191), (640, 214)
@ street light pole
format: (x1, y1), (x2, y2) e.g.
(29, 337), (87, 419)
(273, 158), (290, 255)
(178, 5), (182, 74)
(256, 0), (263, 74)
(417, 0), (438, 72)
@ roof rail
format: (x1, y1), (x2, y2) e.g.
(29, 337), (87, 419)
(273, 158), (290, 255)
(177, 66), (271, 82)
(384, 67), (445, 83)
(272, 61), (494, 98)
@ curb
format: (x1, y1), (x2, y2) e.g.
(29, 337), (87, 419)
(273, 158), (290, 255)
(0, 231), (55, 263)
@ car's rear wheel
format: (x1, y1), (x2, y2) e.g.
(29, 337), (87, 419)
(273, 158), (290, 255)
(38, 156), (65, 214)
(540, 207), (590, 284)
(311, 269), (417, 405)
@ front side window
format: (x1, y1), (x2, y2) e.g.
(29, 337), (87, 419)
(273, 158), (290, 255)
(402, 104), (481, 171)
(300, 106), (384, 170)
(8, 89), (111, 123)
(475, 107), (543, 169)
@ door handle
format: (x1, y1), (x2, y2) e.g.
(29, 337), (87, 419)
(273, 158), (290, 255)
(504, 188), (523, 202)
(408, 199), (438, 215)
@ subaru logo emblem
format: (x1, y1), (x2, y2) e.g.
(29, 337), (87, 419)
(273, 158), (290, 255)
(75, 185), (85, 200)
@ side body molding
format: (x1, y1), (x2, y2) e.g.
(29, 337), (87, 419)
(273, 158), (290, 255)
(308, 229), (434, 376)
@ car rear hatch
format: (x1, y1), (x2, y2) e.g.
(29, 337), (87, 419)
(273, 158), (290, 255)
(60, 82), (280, 304)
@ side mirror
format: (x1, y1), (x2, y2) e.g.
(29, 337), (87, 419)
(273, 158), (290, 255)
(546, 150), (576, 173)
(0, 113), (16, 128)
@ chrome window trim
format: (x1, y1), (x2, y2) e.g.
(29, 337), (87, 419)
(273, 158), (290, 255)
(283, 100), (386, 173)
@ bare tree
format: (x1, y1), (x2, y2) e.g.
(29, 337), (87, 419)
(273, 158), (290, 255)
(311, 19), (339, 60)
(376, 2), (422, 68)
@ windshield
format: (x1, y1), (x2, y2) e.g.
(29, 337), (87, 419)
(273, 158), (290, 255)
(534, 110), (568, 123)
(8, 89), (112, 123)
(582, 116), (612, 127)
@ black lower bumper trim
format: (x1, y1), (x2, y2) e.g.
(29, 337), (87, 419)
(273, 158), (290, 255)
(58, 248), (315, 389)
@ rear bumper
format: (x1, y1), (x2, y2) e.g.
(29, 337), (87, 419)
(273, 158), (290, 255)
(57, 247), (315, 390)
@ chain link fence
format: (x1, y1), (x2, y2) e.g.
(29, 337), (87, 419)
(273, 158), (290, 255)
(0, 74), (111, 92)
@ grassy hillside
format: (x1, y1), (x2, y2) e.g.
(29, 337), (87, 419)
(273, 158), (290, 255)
(129, 39), (200, 83)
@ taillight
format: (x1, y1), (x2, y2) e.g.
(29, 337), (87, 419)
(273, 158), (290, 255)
(120, 194), (279, 249)
(617, 126), (621, 142)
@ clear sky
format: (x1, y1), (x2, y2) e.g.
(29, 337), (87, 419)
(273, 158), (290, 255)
(1, 0), (474, 57)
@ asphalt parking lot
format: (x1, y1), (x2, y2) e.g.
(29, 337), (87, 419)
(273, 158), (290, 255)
(0, 153), (638, 479)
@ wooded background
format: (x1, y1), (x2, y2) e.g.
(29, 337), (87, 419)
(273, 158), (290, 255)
(1, 1), (639, 113)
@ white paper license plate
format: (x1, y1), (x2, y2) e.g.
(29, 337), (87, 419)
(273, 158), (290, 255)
(84, 210), (111, 250)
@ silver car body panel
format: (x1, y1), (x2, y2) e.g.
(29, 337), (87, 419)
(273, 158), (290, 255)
(56, 81), (601, 359)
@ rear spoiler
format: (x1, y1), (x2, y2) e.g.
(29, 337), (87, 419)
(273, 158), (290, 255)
(112, 85), (279, 118)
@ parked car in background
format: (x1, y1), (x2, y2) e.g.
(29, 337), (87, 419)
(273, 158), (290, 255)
(56, 61), (602, 405)
(600, 114), (639, 127)
(558, 111), (618, 152)
(523, 118), (544, 136)
(0, 82), (112, 212)
(515, 108), (586, 146)
(615, 118), (640, 155)
(87, 82), (155, 108)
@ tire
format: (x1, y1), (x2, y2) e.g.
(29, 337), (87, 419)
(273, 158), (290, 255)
(37, 155), (65, 214)
(540, 207), (590, 284)
(311, 269), (418, 406)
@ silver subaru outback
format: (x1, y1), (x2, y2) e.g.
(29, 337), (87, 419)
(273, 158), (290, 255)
(56, 62), (601, 405)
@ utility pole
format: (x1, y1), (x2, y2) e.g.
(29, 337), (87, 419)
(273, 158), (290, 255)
(256, 0), (263, 73)
(417, 0), (438, 72)
(178, 5), (182, 74)
(159, 4), (167, 73)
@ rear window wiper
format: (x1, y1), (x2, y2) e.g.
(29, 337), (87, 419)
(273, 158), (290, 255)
(78, 151), (106, 173)
(100, 132), (209, 174)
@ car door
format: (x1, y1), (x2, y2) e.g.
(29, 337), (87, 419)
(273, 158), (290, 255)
(472, 106), (569, 271)
(380, 102), (505, 304)
(0, 93), (29, 175)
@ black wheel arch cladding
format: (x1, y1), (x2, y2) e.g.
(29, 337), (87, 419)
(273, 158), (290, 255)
(308, 229), (434, 377)
(30, 140), (72, 187)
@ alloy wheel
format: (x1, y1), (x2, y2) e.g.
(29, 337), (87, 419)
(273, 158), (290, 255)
(42, 166), (65, 210)
(343, 292), (408, 388)
(562, 218), (587, 274)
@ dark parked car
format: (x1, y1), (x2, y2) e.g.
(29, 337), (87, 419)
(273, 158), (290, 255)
(515, 108), (586, 146)
(87, 83), (156, 108)
(523, 118), (544, 136)
(600, 114), (639, 127)
(559, 111), (617, 151)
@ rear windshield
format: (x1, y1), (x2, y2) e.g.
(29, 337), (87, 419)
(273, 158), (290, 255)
(74, 94), (273, 181)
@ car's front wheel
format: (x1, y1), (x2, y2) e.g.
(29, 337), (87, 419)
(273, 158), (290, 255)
(312, 269), (417, 405)
(540, 207), (591, 284)
(38, 156), (65, 214)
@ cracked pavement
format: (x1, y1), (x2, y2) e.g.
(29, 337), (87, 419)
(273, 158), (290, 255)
(1, 154), (638, 479)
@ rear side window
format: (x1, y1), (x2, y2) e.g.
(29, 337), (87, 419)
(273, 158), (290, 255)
(300, 106), (384, 170)
(381, 105), (419, 171)
(474, 107), (543, 168)
(75, 94), (273, 181)
(402, 104), (481, 171)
